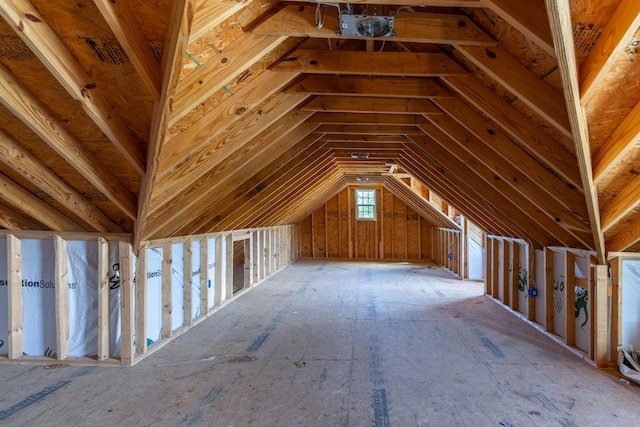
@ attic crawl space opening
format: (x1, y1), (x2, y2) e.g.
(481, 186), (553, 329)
(0, 0), (638, 371)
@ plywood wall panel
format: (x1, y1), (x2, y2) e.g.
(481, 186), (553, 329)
(299, 187), (434, 261)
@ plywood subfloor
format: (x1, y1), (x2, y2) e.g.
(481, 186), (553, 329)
(1, 260), (639, 426)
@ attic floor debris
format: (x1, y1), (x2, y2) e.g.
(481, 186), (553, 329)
(0, 260), (638, 425)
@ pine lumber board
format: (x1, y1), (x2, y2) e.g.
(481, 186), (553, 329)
(456, 45), (572, 138)
(0, 64), (137, 220)
(272, 50), (468, 76)
(0, 129), (123, 233)
(254, 6), (494, 45)
(93, 0), (161, 99)
(0, 0), (146, 175)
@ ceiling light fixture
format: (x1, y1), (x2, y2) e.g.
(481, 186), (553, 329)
(351, 153), (370, 159)
(356, 176), (369, 182)
(313, 3), (423, 38)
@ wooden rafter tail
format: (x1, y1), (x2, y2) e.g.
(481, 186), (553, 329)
(134, 0), (197, 251)
(0, 0), (145, 176)
(544, 0), (605, 264)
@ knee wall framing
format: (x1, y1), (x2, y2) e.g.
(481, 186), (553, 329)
(0, 225), (297, 366)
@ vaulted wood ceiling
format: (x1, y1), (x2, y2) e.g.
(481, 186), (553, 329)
(0, 0), (638, 262)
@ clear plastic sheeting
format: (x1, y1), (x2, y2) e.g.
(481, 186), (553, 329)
(618, 345), (640, 385)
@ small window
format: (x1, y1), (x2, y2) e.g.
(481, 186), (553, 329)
(356, 189), (376, 220)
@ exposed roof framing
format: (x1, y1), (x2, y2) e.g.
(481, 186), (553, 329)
(0, 0), (637, 258)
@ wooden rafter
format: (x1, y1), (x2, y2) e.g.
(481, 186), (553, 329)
(148, 113), (319, 238)
(456, 44), (572, 138)
(545, 0), (606, 263)
(592, 101), (640, 183)
(442, 75), (582, 190)
(429, 96), (590, 226)
(158, 70), (300, 180)
(481, 0), (555, 56)
(0, 0), (146, 175)
(170, 33), (289, 125)
(92, 0), (161, 99)
(134, 0), (197, 250)
(0, 173), (84, 231)
(0, 129), (122, 233)
(0, 63), (137, 220)
(579, 0), (640, 104)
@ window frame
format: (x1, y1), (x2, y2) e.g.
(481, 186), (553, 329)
(355, 188), (377, 221)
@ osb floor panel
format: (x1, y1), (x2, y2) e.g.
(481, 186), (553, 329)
(1, 260), (639, 426)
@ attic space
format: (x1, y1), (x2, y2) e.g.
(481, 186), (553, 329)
(1, 0), (640, 419)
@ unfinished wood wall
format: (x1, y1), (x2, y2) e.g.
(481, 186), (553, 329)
(299, 187), (432, 261)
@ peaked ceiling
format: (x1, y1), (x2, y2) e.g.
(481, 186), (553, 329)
(0, 0), (638, 262)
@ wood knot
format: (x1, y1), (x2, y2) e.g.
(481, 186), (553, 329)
(25, 14), (42, 23)
(236, 107), (247, 115)
(486, 50), (496, 59)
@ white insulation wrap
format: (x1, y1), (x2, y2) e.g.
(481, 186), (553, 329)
(468, 237), (483, 280)
(0, 238), (125, 358)
(622, 260), (640, 350)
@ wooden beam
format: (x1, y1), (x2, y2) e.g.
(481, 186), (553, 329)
(430, 96), (590, 229)
(0, 173), (85, 232)
(308, 112), (428, 125)
(154, 93), (309, 211)
(0, 0), (146, 175)
(162, 242), (172, 338)
(404, 137), (555, 246)
(172, 134), (325, 236)
(7, 234), (22, 359)
(97, 238), (110, 360)
(565, 251), (576, 347)
(302, 96), (441, 114)
(119, 240), (134, 365)
(0, 64), (138, 220)
(283, 0), (483, 5)
(610, 257), (622, 359)
(594, 264), (608, 367)
(579, 0), (640, 104)
(442, 76), (582, 190)
(159, 71), (299, 180)
(606, 215), (640, 253)
(544, 247), (554, 333)
(152, 118), (319, 238)
(545, 0), (606, 264)
(272, 50), (468, 76)
(416, 123), (589, 249)
(225, 233), (233, 298)
(481, 0), (554, 56)
(456, 45), (572, 138)
(0, 129), (123, 233)
(93, 0), (161, 99)
(0, 203), (43, 230)
(170, 33), (288, 125)
(190, 0), (252, 42)
(592, 101), (640, 183)
(134, 0), (196, 251)
(600, 174), (640, 233)
(254, 6), (495, 45)
(135, 244), (148, 355)
(183, 239), (193, 326)
(285, 76), (450, 98)
(54, 235), (70, 360)
(215, 236), (223, 305)
(199, 238), (209, 317)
